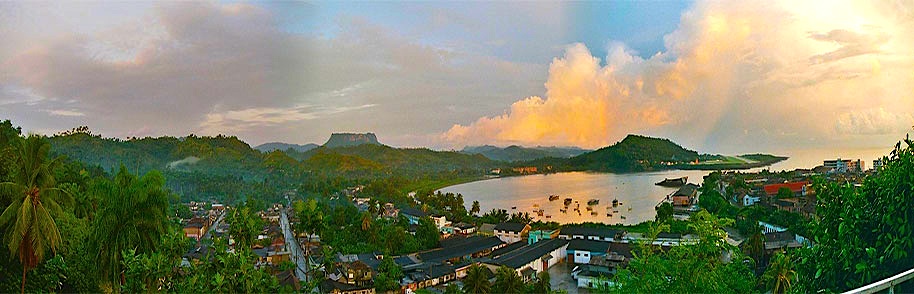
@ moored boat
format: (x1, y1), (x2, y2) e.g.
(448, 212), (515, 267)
(549, 195), (560, 201)
(587, 199), (599, 205)
(656, 176), (688, 187)
(612, 199), (619, 207)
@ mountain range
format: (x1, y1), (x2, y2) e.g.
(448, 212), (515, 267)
(460, 145), (590, 162)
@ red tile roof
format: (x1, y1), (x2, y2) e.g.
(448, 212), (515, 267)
(764, 181), (808, 196)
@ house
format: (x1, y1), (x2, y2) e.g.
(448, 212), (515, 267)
(566, 239), (611, 264)
(320, 280), (374, 294)
(276, 269), (300, 291)
(267, 251), (291, 265)
(764, 231), (804, 253)
(401, 263), (457, 291)
(763, 181), (810, 197)
(328, 260), (374, 288)
(381, 203), (399, 219)
(478, 223), (496, 236)
(183, 217), (209, 241)
(671, 184), (699, 206)
(485, 238), (569, 281)
(400, 207), (427, 225)
(743, 194), (761, 206)
(431, 215), (452, 231)
(453, 222), (476, 235)
(494, 222), (531, 244)
(528, 229), (559, 245)
(558, 227), (625, 242)
(511, 166), (538, 174)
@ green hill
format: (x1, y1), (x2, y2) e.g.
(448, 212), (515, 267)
(566, 134), (699, 172)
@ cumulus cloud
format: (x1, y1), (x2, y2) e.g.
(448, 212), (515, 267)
(443, 0), (914, 151)
(836, 108), (913, 135)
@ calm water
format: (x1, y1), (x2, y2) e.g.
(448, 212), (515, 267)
(440, 170), (711, 225)
(440, 147), (891, 225)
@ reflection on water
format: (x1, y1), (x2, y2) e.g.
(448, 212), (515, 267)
(440, 170), (711, 225)
(439, 147), (892, 225)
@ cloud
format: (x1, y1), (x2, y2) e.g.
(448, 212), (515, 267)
(199, 104), (376, 134)
(836, 108), (913, 135)
(47, 109), (85, 117)
(0, 2), (545, 146)
(443, 0), (914, 151)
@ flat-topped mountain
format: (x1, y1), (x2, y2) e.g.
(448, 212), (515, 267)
(323, 133), (381, 148)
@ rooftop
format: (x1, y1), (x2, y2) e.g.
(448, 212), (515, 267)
(489, 238), (568, 269)
(559, 226), (624, 239)
(495, 222), (529, 232)
(418, 236), (504, 262)
(567, 239), (611, 253)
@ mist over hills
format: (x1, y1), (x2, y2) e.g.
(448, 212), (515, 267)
(461, 145), (590, 162)
(254, 142), (319, 153)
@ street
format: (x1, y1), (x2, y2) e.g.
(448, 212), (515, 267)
(280, 209), (309, 281)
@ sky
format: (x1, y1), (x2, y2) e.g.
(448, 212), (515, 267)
(1, 1), (912, 154)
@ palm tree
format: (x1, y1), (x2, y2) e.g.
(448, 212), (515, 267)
(494, 266), (524, 294)
(744, 230), (765, 270)
(228, 203), (261, 250)
(0, 135), (72, 294)
(360, 212), (372, 232)
(89, 167), (169, 287)
(464, 264), (491, 294)
(534, 270), (551, 293)
(471, 200), (481, 216)
(762, 252), (796, 294)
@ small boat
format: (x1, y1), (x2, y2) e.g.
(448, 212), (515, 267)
(656, 176), (688, 187)
(560, 209), (567, 213)
(607, 213), (612, 217)
(545, 215), (552, 219)
(591, 211), (598, 216)
(563, 198), (573, 206)
(549, 195), (560, 201)
(620, 216), (627, 220)
(628, 207), (633, 211)
(613, 210), (619, 213)
(587, 199), (599, 205)
(533, 203), (540, 208)
(511, 206), (517, 210)
(586, 206), (593, 211)
(536, 209), (545, 216)
(612, 199), (619, 207)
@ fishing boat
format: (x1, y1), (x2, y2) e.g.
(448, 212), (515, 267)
(620, 216), (627, 220)
(563, 198), (573, 206)
(606, 213), (612, 217)
(628, 207), (633, 211)
(586, 206), (593, 211)
(591, 211), (598, 216)
(613, 210), (619, 213)
(546, 215), (552, 219)
(656, 176), (688, 187)
(533, 203), (540, 208)
(587, 199), (599, 205)
(511, 206), (516, 210)
(560, 209), (567, 213)
(612, 199), (619, 207)
(536, 209), (545, 216)
(549, 195), (560, 201)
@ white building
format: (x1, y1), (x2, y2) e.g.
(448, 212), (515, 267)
(494, 223), (531, 244)
(743, 194), (761, 206)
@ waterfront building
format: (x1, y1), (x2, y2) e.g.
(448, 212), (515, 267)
(494, 222), (531, 244)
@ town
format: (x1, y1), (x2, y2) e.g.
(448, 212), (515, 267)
(175, 157), (879, 293)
